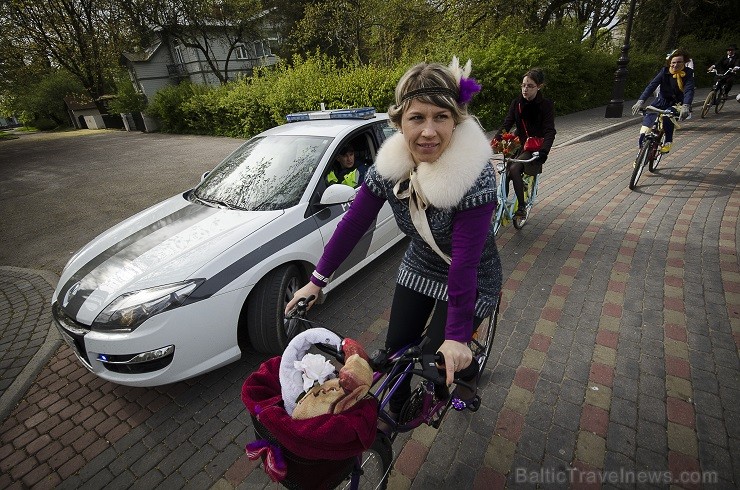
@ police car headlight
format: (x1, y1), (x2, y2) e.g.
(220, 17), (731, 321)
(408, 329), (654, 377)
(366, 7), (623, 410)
(92, 280), (203, 333)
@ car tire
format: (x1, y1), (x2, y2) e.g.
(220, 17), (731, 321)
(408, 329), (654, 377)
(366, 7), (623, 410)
(247, 263), (303, 354)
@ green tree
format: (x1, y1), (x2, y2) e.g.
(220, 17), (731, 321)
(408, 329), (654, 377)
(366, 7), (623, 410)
(3, 0), (138, 111)
(13, 70), (85, 128)
(289, 0), (439, 65)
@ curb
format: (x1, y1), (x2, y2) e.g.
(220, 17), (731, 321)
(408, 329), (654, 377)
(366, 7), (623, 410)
(0, 266), (63, 423)
(554, 117), (637, 149)
(554, 96), (706, 149)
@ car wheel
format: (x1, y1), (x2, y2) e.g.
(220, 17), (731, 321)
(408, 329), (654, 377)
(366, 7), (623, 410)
(247, 263), (304, 354)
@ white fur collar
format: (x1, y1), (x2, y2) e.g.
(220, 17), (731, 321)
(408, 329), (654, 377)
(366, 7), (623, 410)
(375, 118), (492, 208)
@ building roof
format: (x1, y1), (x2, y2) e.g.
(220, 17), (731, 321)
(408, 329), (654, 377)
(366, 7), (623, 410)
(122, 41), (163, 63)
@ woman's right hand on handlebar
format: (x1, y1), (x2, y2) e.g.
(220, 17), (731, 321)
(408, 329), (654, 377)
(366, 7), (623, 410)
(436, 340), (473, 386)
(285, 282), (322, 315)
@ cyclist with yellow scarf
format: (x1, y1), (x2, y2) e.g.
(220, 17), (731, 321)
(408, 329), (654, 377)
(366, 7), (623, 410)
(631, 49), (695, 155)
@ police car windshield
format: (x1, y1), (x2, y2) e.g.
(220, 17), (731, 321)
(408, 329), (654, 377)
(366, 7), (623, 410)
(193, 135), (332, 211)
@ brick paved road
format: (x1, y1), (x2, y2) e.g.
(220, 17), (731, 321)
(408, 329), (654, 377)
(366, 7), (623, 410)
(0, 100), (738, 489)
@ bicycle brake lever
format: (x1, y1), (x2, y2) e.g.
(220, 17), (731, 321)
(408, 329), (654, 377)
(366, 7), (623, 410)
(287, 294), (316, 318)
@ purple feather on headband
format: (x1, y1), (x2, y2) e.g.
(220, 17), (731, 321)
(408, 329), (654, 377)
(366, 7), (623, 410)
(458, 77), (482, 104)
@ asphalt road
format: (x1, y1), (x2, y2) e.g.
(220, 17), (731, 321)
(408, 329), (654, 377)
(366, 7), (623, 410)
(0, 130), (246, 275)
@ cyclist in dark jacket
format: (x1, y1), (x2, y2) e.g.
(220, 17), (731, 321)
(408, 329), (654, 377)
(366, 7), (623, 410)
(492, 68), (556, 223)
(708, 44), (739, 98)
(632, 49), (695, 155)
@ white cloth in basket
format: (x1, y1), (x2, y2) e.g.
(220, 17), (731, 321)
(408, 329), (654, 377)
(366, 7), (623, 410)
(279, 328), (343, 416)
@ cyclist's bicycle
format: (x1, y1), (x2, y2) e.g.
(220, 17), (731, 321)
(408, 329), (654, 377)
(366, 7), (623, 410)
(701, 67), (738, 118)
(629, 105), (680, 190)
(489, 153), (541, 235)
(248, 294), (500, 489)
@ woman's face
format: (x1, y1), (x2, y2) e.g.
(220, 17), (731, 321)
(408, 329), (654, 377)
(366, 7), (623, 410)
(521, 76), (541, 101)
(400, 99), (455, 164)
(669, 56), (685, 71)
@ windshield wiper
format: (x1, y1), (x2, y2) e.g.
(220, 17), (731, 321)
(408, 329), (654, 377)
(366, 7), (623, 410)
(192, 193), (240, 210)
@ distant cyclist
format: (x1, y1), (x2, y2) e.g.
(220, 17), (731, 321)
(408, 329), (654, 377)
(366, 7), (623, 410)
(707, 43), (739, 99)
(491, 68), (556, 225)
(632, 49), (695, 155)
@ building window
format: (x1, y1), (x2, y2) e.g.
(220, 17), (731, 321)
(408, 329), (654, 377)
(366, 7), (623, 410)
(174, 45), (185, 65)
(254, 41), (272, 58)
(235, 44), (249, 60)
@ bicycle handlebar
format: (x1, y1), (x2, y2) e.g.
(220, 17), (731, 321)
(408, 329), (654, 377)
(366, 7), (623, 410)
(639, 105), (680, 117)
(708, 67), (738, 77)
(490, 151), (540, 164)
(285, 297), (450, 384)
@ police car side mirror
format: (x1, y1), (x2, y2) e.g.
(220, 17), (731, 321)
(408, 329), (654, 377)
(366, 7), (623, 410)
(320, 184), (357, 205)
(200, 171), (210, 182)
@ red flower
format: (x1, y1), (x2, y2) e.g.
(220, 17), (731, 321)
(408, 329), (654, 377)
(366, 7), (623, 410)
(492, 131), (520, 155)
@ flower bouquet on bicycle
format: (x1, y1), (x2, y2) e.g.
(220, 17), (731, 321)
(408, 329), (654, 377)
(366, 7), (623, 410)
(491, 131), (521, 156)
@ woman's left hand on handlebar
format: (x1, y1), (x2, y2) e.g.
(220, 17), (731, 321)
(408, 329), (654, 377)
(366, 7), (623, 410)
(437, 340), (473, 386)
(284, 282), (321, 315)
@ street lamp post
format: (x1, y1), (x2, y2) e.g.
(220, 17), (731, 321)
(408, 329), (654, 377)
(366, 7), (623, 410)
(605, 0), (638, 118)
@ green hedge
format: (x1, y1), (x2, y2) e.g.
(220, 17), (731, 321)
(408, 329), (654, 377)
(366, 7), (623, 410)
(147, 31), (720, 138)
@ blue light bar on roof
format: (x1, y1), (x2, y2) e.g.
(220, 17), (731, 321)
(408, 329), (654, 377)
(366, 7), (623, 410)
(286, 107), (376, 122)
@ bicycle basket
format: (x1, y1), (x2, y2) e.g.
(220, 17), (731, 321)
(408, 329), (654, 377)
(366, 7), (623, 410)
(242, 356), (378, 486)
(250, 411), (356, 489)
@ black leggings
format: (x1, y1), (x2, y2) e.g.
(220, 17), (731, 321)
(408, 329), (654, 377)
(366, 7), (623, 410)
(385, 284), (482, 413)
(507, 150), (533, 209)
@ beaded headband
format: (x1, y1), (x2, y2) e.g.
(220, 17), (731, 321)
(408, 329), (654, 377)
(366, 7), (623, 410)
(397, 57), (481, 107)
(400, 86), (458, 104)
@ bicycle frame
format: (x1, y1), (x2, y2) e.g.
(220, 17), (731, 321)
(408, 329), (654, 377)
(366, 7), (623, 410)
(630, 105), (679, 190)
(490, 152), (541, 234)
(701, 67), (736, 118)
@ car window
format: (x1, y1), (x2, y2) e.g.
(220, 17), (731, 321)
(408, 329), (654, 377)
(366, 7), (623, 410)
(193, 135), (332, 211)
(376, 120), (398, 142)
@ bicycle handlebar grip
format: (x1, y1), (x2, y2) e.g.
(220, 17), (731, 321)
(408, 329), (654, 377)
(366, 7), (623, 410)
(423, 353), (446, 384)
(423, 353), (450, 400)
(288, 294), (316, 318)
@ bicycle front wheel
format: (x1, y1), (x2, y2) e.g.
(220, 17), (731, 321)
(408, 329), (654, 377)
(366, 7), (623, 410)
(492, 181), (507, 235)
(716, 92), (726, 113)
(470, 296), (500, 375)
(629, 145), (649, 190)
(701, 90), (714, 118)
(338, 432), (393, 490)
(649, 134), (665, 173)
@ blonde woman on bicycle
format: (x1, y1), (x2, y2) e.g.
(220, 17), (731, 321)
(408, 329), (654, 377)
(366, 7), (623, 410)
(631, 49), (695, 155)
(491, 68), (556, 224)
(286, 58), (503, 425)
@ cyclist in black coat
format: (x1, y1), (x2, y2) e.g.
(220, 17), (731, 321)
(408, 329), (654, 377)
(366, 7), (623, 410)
(492, 68), (556, 220)
(708, 44), (739, 98)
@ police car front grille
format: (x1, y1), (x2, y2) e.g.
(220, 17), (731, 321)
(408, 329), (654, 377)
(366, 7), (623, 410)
(51, 302), (92, 365)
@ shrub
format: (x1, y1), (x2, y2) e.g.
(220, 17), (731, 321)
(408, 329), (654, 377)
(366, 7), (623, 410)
(146, 82), (211, 133)
(109, 73), (148, 114)
(145, 27), (713, 138)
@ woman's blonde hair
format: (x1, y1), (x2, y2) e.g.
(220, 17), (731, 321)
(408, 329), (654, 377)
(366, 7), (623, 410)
(387, 62), (468, 127)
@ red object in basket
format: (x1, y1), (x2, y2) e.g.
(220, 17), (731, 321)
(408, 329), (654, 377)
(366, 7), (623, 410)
(242, 356), (378, 461)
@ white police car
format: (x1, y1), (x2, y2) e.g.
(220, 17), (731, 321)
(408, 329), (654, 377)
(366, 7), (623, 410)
(52, 108), (402, 387)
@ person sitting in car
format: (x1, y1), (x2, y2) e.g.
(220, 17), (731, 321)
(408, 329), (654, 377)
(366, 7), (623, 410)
(326, 144), (369, 188)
